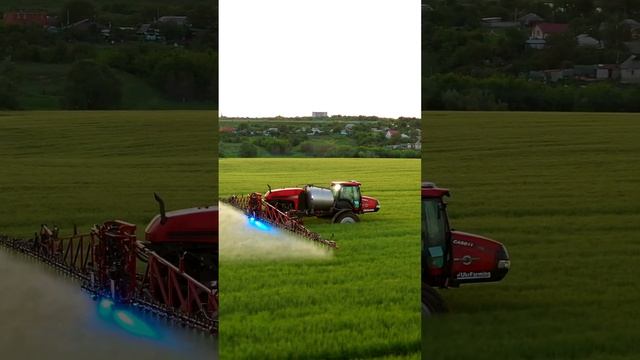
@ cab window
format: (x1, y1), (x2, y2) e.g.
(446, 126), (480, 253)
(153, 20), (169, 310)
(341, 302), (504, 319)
(422, 198), (448, 268)
(332, 185), (361, 208)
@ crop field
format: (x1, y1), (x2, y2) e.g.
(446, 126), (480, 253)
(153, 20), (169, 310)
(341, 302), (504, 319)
(422, 112), (640, 359)
(0, 110), (217, 239)
(219, 158), (421, 359)
(0, 110), (217, 358)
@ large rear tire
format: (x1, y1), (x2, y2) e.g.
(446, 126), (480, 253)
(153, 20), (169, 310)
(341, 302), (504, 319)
(333, 211), (360, 224)
(423, 284), (448, 316)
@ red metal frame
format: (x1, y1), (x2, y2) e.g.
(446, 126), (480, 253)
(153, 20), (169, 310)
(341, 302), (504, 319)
(0, 222), (218, 334)
(2, 225), (97, 281)
(92, 221), (138, 302)
(141, 245), (218, 328)
(227, 194), (337, 248)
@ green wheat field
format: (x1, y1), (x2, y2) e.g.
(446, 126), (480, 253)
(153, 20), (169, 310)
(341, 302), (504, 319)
(422, 112), (640, 360)
(0, 111), (217, 237)
(219, 158), (421, 359)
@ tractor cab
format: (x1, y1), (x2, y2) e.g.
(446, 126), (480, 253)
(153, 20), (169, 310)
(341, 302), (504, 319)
(330, 181), (362, 210)
(422, 182), (510, 288)
(330, 181), (380, 214)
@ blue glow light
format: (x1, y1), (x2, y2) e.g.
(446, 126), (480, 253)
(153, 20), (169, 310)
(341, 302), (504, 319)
(116, 311), (134, 326)
(96, 297), (158, 339)
(98, 298), (115, 317)
(113, 309), (157, 338)
(247, 216), (273, 232)
(253, 220), (270, 231)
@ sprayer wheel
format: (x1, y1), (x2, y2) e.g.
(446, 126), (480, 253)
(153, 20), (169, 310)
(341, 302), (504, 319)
(333, 211), (359, 224)
(423, 284), (448, 316)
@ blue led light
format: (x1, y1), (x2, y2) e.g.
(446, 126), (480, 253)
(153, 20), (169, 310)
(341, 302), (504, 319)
(115, 311), (134, 326)
(113, 309), (157, 338)
(98, 298), (115, 317)
(247, 216), (273, 232)
(253, 220), (270, 231)
(96, 297), (158, 339)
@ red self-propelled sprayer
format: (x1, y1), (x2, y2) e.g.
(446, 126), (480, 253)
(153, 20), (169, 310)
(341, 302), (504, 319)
(224, 180), (381, 249)
(0, 194), (218, 334)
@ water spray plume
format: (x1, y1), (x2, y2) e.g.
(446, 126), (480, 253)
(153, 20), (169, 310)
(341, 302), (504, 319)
(0, 251), (217, 357)
(219, 202), (332, 261)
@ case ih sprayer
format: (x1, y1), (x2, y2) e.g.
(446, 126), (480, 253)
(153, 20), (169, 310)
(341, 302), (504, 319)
(264, 181), (380, 224)
(225, 180), (380, 249)
(0, 194), (218, 334)
(422, 182), (510, 315)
